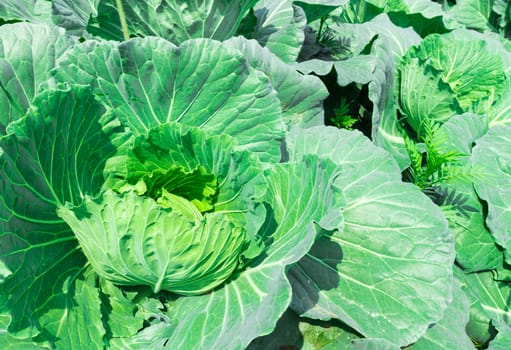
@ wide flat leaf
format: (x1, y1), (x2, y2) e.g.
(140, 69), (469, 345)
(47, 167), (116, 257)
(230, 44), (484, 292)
(493, 0), (511, 31)
(249, 310), (397, 350)
(434, 114), (502, 272)
(0, 23), (72, 133)
(1, 86), (123, 219)
(38, 268), (105, 350)
(225, 36), (328, 129)
(459, 30), (511, 77)
(52, 0), (100, 35)
(286, 126), (454, 346)
(490, 79), (511, 128)
(88, 0), (257, 44)
(249, 0), (306, 63)
(412, 279), (475, 349)
(341, 0), (448, 35)
(294, 58), (334, 75)
(111, 156), (345, 349)
(335, 13), (421, 64)
(109, 322), (175, 350)
(366, 35), (410, 170)
(53, 37), (284, 163)
(445, 0), (493, 31)
(472, 125), (511, 264)
(400, 0), (446, 20)
(295, 0), (347, 23)
(99, 278), (146, 340)
(456, 267), (511, 345)
(0, 332), (51, 350)
(0, 85), (124, 334)
(390, 1), (449, 36)
(488, 321), (511, 350)
(0, 0), (51, 23)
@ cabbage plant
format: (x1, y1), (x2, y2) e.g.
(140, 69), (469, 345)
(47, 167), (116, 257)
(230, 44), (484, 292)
(293, 1), (511, 348)
(0, 1), (489, 349)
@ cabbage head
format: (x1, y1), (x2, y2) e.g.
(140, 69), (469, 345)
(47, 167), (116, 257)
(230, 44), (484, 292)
(59, 123), (266, 295)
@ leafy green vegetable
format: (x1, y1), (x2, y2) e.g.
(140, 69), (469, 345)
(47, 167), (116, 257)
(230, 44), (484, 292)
(1, 2), (511, 349)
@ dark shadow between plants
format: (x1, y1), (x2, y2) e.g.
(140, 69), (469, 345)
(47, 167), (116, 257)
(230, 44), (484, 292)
(247, 308), (304, 350)
(286, 229), (343, 313)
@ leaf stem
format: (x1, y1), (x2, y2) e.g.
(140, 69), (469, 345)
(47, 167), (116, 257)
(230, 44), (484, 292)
(115, 0), (130, 41)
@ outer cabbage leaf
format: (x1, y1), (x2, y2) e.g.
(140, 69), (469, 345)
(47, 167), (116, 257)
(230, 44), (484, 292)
(0, 86), (125, 338)
(433, 114), (502, 272)
(349, 338), (399, 349)
(295, 0), (347, 23)
(38, 267), (105, 350)
(0, 23), (72, 133)
(247, 0), (306, 63)
(366, 33), (411, 171)
(87, 0), (257, 44)
(249, 309), (400, 350)
(457, 29), (511, 77)
(490, 78), (511, 128)
(472, 125), (511, 264)
(456, 267), (511, 345)
(445, 0), (493, 31)
(399, 0), (446, 20)
(98, 278), (146, 340)
(286, 126), (454, 346)
(412, 279), (475, 350)
(53, 37), (284, 163)
(383, 1), (450, 36)
(493, 0), (511, 31)
(109, 156), (345, 349)
(51, 0), (100, 36)
(0, 334), (51, 350)
(334, 13), (421, 63)
(294, 58), (334, 76)
(224, 36), (328, 129)
(340, 0), (448, 36)
(488, 321), (511, 350)
(0, 0), (51, 23)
